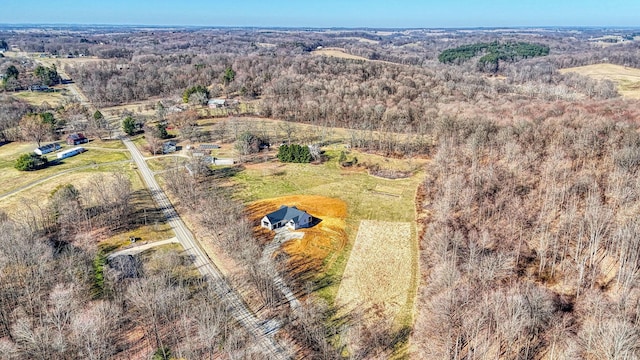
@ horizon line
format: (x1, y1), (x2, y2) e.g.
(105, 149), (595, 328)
(1, 23), (640, 31)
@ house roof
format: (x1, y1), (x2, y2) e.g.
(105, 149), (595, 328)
(37, 143), (59, 150)
(67, 133), (86, 140)
(208, 99), (227, 105)
(264, 206), (309, 224)
(198, 144), (220, 150)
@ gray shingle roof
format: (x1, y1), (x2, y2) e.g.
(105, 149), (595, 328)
(265, 206), (308, 224)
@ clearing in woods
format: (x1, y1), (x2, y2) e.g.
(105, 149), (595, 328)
(559, 63), (640, 99)
(13, 89), (69, 107)
(336, 220), (414, 323)
(233, 148), (423, 312)
(312, 48), (369, 61)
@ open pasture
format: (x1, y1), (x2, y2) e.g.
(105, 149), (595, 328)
(560, 63), (640, 99)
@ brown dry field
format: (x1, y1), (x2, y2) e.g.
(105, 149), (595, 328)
(311, 48), (370, 62)
(336, 220), (414, 322)
(559, 63), (640, 99)
(13, 89), (69, 107)
(37, 55), (107, 69)
(337, 37), (380, 44)
(247, 195), (348, 271)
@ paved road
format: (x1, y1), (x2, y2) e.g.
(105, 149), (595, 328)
(122, 138), (291, 359)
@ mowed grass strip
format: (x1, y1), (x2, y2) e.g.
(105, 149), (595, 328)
(559, 63), (640, 99)
(336, 220), (413, 322)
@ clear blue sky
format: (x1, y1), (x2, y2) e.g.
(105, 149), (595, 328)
(2, 0), (639, 28)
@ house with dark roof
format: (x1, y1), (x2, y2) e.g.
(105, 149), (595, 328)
(163, 141), (177, 154)
(261, 205), (312, 231)
(34, 143), (61, 155)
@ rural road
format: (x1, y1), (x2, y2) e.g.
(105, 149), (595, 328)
(122, 138), (291, 359)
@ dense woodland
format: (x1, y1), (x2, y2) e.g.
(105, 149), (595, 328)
(413, 115), (640, 359)
(1, 26), (640, 358)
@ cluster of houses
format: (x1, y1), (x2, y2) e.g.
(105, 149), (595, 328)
(33, 133), (88, 159)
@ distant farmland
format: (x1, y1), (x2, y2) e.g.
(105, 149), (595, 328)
(311, 47), (369, 61)
(560, 63), (640, 99)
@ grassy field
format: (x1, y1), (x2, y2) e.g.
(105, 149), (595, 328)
(312, 48), (370, 62)
(13, 89), (70, 106)
(0, 162), (132, 213)
(559, 63), (640, 99)
(0, 142), (130, 196)
(235, 150), (422, 222)
(335, 221), (414, 324)
(146, 156), (187, 171)
(0, 157), (174, 249)
(232, 149), (423, 312)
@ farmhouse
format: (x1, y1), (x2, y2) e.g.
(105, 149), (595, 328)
(66, 133), (88, 145)
(261, 205), (312, 231)
(34, 143), (61, 155)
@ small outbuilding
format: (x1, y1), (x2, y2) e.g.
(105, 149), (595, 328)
(261, 205), (312, 231)
(207, 98), (228, 108)
(66, 133), (88, 145)
(163, 141), (177, 154)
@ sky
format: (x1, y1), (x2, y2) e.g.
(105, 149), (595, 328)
(2, 0), (640, 28)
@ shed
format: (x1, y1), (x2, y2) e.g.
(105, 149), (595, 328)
(163, 141), (177, 154)
(207, 98), (228, 108)
(66, 133), (88, 145)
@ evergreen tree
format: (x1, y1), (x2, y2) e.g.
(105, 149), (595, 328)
(122, 116), (136, 136)
(15, 153), (48, 171)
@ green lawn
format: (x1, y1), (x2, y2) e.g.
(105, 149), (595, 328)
(233, 150), (422, 223)
(12, 89), (69, 107)
(232, 149), (423, 353)
(0, 142), (130, 196)
(86, 139), (127, 150)
(232, 149), (422, 296)
(146, 156), (187, 171)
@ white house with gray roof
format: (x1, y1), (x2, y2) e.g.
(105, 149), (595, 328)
(261, 205), (312, 231)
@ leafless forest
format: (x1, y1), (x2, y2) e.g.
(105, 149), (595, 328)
(2, 25), (640, 359)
